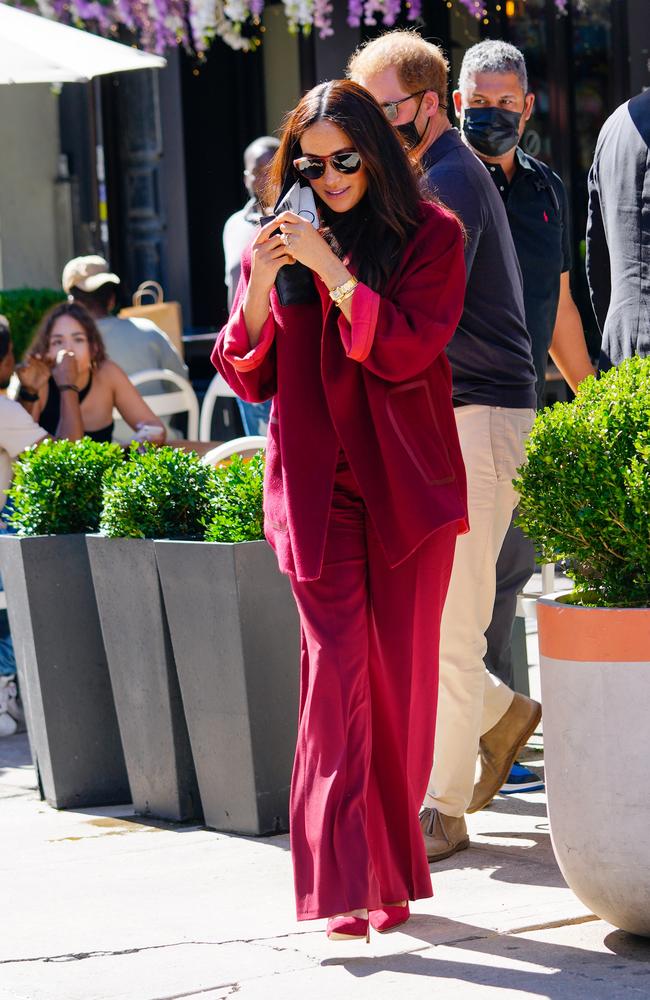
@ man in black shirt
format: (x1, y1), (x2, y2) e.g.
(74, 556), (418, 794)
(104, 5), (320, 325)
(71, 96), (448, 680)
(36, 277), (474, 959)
(349, 32), (541, 863)
(454, 43), (594, 779)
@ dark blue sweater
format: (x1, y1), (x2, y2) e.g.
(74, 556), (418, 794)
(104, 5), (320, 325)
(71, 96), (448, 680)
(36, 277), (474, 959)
(423, 129), (537, 409)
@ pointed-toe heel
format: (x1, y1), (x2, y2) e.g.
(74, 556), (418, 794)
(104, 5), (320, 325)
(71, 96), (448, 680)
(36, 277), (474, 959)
(369, 902), (410, 933)
(326, 914), (370, 942)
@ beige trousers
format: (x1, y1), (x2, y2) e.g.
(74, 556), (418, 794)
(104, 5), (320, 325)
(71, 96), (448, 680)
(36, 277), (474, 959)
(425, 404), (536, 818)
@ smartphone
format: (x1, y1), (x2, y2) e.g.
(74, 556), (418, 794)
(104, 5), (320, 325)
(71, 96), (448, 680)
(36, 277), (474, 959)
(265, 180), (320, 306)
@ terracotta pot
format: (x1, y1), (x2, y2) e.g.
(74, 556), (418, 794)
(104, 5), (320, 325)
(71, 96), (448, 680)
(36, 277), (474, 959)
(538, 592), (650, 937)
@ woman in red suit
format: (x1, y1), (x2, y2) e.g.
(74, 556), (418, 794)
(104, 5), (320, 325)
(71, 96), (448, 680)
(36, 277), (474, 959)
(212, 80), (467, 941)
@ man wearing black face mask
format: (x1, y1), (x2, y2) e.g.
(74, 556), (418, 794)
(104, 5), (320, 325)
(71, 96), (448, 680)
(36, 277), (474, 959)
(456, 40), (594, 407)
(456, 41), (594, 792)
(349, 32), (542, 863)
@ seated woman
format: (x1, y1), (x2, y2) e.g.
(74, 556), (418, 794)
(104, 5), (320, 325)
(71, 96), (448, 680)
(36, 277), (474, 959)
(16, 302), (165, 443)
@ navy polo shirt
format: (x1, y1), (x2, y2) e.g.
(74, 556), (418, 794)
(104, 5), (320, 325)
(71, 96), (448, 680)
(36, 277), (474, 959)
(422, 129), (537, 410)
(487, 148), (572, 406)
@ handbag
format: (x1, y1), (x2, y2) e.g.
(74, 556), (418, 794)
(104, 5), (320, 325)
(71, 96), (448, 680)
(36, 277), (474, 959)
(119, 281), (184, 357)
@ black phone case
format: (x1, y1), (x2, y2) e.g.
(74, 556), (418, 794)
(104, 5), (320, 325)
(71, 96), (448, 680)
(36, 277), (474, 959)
(275, 262), (319, 306)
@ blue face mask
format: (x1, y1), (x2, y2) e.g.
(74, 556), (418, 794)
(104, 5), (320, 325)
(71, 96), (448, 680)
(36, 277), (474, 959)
(462, 106), (522, 157)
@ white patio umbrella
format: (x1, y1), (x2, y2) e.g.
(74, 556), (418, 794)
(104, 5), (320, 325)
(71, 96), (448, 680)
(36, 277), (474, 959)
(0, 2), (166, 84)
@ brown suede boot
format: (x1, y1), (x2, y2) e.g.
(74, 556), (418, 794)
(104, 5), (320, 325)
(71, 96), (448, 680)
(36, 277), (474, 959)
(468, 692), (542, 813)
(419, 807), (470, 862)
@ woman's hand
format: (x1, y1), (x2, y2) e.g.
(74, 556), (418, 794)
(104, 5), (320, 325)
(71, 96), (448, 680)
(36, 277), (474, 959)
(51, 350), (79, 387)
(15, 353), (51, 393)
(133, 421), (166, 445)
(275, 211), (351, 289)
(249, 217), (296, 295)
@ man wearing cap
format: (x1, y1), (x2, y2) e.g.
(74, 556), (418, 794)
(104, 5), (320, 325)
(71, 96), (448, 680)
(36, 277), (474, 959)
(62, 256), (188, 401)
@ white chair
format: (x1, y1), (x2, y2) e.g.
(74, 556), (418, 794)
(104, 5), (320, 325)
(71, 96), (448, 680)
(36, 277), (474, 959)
(199, 373), (237, 442)
(113, 368), (200, 440)
(201, 436), (267, 467)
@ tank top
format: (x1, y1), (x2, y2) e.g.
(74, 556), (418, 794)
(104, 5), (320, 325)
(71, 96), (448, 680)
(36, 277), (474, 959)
(39, 374), (114, 443)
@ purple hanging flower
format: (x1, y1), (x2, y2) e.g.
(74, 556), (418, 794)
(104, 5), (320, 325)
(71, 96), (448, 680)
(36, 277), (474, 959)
(347, 0), (364, 26)
(406, 0), (422, 19)
(382, 0), (402, 25)
(314, 0), (333, 37)
(362, 0), (382, 25)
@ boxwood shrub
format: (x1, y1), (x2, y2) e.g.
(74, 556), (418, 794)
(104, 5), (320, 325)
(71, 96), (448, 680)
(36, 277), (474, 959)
(0, 288), (66, 360)
(205, 451), (265, 543)
(8, 438), (125, 536)
(515, 355), (650, 607)
(100, 444), (219, 539)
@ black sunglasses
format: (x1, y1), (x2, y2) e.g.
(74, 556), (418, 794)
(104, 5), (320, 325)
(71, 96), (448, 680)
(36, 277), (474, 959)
(381, 90), (427, 122)
(293, 150), (363, 180)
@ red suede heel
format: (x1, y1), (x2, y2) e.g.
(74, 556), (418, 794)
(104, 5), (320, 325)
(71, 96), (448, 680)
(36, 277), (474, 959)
(369, 902), (410, 932)
(326, 915), (370, 942)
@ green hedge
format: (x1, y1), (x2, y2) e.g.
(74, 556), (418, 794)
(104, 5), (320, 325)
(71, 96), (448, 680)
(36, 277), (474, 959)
(8, 438), (125, 536)
(205, 452), (265, 543)
(100, 444), (220, 540)
(515, 355), (650, 608)
(0, 288), (66, 360)
(8, 439), (266, 544)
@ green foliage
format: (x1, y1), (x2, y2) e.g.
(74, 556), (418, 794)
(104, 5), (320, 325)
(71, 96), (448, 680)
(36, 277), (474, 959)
(0, 288), (66, 360)
(100, 444), (219, 539)
(8, 438), (125, 536)
(204, 451), (265, 543)
(515, 356), (650, 607)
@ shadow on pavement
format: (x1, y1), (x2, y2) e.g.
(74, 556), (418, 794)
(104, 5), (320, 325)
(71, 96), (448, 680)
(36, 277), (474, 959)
(322, 914), (650, 997)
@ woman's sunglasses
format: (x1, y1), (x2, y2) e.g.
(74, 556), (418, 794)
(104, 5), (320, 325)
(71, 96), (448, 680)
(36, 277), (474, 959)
(293, 150), (363, 180)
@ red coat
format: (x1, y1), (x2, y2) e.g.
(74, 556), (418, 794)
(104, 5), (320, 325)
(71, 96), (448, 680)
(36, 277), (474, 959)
(212, 200), (468, 582)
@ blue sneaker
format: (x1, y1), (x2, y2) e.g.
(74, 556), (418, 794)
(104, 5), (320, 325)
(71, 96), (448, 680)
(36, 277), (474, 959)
(499, 762), (545, 795)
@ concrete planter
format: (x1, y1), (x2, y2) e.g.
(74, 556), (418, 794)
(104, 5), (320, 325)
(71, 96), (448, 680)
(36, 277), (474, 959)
(154, 539), (300, 835)
(538, 592), (650, 937)
(86, 536), (200, 822)
(0, 534), (129, 809)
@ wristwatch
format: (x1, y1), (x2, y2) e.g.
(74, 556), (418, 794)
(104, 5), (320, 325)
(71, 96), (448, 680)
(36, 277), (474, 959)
(17, 385), (39, 402)
(329, 277), (358, 306)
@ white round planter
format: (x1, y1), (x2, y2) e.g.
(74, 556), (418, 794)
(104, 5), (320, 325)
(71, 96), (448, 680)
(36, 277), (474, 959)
(538, 592), (650, 937)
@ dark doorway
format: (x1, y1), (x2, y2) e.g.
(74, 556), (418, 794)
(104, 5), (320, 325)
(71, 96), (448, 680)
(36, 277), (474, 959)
(179, 44), (266, 330)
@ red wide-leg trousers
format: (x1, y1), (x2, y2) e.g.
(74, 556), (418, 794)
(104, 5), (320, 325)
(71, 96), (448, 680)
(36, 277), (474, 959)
(288, 458), (457, 920)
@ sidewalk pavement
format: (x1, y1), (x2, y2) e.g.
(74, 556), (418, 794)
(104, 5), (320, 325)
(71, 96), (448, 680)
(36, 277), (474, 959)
(3, 728), (650, 1000)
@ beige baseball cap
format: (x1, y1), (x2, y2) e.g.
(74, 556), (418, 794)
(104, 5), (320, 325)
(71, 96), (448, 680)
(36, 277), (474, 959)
(62, 255), (120, 295)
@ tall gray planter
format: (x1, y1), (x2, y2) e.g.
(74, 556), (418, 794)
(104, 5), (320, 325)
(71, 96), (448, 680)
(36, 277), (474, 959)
(0, 534), (129, 809)
(154, 539), (300, 836)
(86, 536), (200, 822)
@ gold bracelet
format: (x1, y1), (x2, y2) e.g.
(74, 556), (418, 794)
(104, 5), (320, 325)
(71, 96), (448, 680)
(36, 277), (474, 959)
(329, 276), (358, 306)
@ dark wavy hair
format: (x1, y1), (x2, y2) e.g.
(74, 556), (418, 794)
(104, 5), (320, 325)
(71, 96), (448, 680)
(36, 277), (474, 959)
(29, 301), (107, 365)
(266, 79), (427, 292)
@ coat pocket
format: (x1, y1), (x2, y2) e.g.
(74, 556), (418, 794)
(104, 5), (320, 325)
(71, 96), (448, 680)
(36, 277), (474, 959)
(386, 380), (456, 486)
